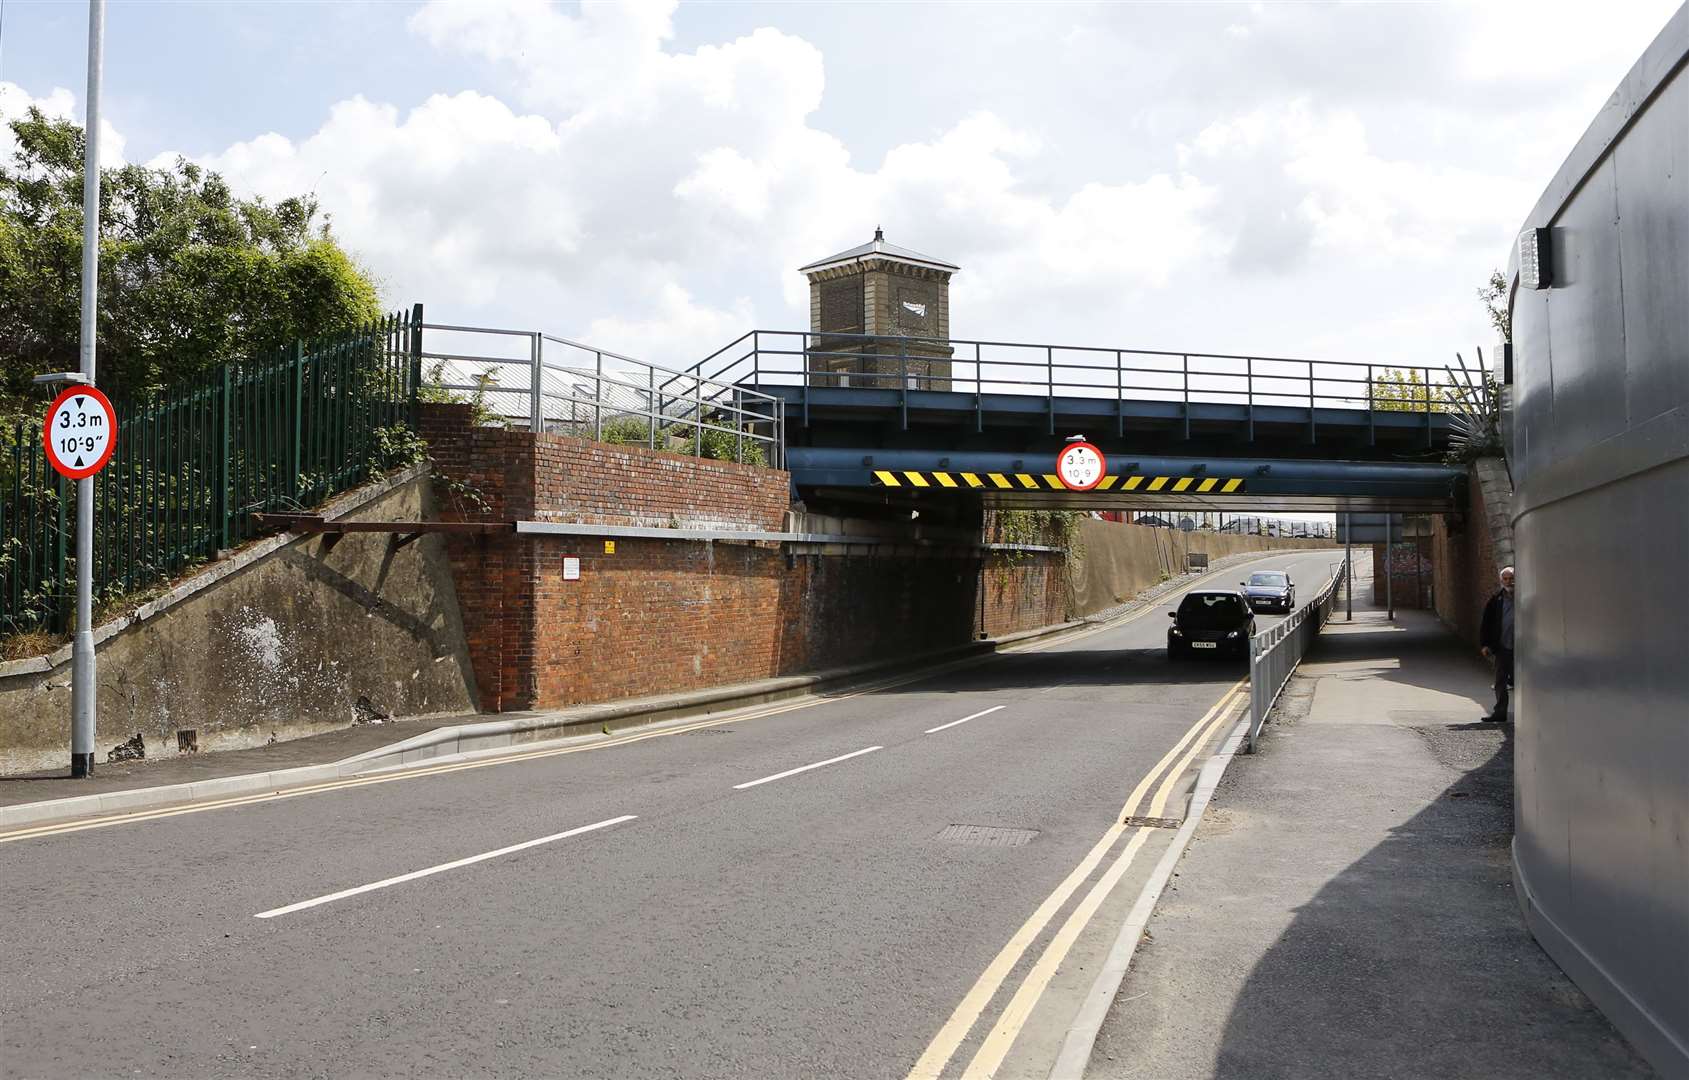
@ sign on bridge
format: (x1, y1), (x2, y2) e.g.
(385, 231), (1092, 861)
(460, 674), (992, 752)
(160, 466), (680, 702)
(43, 385), (117, 480)
(1056, 441), (1106, 491)
(1335, 513), (1432, 544)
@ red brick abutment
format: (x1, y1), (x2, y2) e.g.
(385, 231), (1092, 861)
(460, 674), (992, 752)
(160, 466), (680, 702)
(420, 403), (1067, 713)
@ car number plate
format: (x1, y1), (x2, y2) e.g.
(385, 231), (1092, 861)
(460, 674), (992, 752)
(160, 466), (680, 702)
(1192, 641), (1218, 649)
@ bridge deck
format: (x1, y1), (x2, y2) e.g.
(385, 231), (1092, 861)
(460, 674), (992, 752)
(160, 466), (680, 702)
(763, 384), (1453, 458)
(686, 328), (1478, 465)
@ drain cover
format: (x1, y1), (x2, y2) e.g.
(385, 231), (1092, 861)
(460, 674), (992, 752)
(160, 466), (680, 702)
(684, 728), (732, 735)
(936, 824), (1039, 847)
(1123, 815), (1182, 829)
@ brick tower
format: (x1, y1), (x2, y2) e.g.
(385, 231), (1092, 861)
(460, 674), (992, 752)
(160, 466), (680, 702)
(798, 228), (958, 388)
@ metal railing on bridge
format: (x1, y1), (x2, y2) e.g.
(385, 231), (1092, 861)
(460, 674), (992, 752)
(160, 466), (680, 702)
(1246, 556), (1348, 752)
(672, 330), (1483, 443)
(419, 324), (785, 470)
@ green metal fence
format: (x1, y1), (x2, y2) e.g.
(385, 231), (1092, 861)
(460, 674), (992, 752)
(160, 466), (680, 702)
(1, 308), (421, 637)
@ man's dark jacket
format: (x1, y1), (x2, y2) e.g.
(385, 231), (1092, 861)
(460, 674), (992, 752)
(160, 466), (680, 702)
(1480, 589), (1511, 652)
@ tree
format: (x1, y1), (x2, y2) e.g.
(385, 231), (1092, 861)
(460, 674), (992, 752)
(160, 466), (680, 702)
(1370, 367), (1453, 412)
(0, 108), (380, 414)
(1477, 269), (1510, 343)
(1445, 271), (1508, 461)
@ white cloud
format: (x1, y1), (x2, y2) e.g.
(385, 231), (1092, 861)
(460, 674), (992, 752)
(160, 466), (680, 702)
(0, 82), (77, 125)
(5, 0), (1679, 374)
(124, 4), (1222, 367)
(584, 281), (754, 366)
(1185, 101), (1534, 269)
(410, 0), (682, 116)
(0, 81), (126, 166)
(675, 147), (772, 222)
(184, 92), (575, 311)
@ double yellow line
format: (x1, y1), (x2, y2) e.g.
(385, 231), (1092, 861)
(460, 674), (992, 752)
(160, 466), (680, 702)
(906, 681), (1247, 1080)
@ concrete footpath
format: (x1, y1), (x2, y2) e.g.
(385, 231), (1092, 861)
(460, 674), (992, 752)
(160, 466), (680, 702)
(1086, 604), (1659, 1080)
(0, 718), (456, 808)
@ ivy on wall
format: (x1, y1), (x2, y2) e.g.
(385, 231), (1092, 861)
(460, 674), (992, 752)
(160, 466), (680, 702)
(987, 509), (1081, 551)
(984, 510), (1085, 594)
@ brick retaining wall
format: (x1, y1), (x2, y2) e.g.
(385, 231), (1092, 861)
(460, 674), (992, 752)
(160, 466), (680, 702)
(1430, 458), (1512, 646)
(421, 404), (1062, 712)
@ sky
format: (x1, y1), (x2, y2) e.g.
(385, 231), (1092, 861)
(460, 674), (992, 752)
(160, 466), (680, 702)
(0, 0), (1680, 380)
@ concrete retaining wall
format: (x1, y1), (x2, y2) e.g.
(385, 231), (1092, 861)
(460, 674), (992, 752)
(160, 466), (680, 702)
(0, 469), (478, 775)
(1068, 518), (1337, 618)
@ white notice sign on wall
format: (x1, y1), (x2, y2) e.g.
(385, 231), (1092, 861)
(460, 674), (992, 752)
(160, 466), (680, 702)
(563, 556), (581, 581)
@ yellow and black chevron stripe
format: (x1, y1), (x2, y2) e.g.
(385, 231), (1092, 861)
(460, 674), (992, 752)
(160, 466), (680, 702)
(870, 470), (1244, 493)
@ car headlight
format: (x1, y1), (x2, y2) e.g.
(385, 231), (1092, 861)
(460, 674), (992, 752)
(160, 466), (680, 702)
(1227, 630), (1241, 638)
(1170, 628), (1183, 637)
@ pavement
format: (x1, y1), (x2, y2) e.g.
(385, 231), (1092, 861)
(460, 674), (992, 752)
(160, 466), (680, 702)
(0, 718), (457, 808)
(0, 548), (1339, 1080)
(1086, 592), (1659, 1079)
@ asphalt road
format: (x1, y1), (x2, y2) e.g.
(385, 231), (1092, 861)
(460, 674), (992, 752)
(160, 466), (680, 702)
(0, 549), (1341, 1080)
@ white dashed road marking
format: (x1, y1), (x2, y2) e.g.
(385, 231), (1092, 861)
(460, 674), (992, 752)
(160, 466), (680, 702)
(255, 815), (638, 919)
(732, 747), (882, 790)
(924, 705), (1007, 735)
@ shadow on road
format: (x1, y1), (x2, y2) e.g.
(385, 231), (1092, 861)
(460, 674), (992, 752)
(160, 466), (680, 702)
(863, 646), (1247, 697)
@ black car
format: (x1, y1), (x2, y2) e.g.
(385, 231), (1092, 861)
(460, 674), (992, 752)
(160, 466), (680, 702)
(1240, 570), (1295, 613)
(1168, 590), (1256, 659)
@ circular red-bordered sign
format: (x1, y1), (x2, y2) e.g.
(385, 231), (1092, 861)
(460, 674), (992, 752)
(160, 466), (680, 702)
(1056, 441), (1107, 491)
(43, 384), (118, 480)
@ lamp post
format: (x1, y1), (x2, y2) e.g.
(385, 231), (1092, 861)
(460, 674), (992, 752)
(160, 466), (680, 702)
(71, 0), (106, 777)
(1386, 513), (1396, 621)
(1344, 511), (1353, 621)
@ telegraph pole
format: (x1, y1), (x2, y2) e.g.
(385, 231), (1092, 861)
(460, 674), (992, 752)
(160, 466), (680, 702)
(1344, 511), (1353, 621)
(71, 0), (106, 778)
(1415, 519), (1424, 609)
(1385, 513), (1395, 621)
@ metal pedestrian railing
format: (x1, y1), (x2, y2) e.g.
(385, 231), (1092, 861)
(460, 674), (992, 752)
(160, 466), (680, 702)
(1246, 556), (1348, 752)
(1, 310), (421, 637)
(418, 323), (785, 470)
(671, 329), (1479, 443)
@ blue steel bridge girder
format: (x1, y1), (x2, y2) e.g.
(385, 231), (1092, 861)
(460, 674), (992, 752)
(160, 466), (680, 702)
(786, 448), (1465, 515)
(752, 386), (1456, 460)
(690, 329), (1470, 459)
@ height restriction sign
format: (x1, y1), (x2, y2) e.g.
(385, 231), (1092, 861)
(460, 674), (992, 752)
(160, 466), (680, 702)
(1056, 441), (1106, 490)
(43, 385), (117, 480)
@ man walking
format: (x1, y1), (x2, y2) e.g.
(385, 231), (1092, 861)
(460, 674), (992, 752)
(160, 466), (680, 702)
(1479, 566), (1516, 723)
